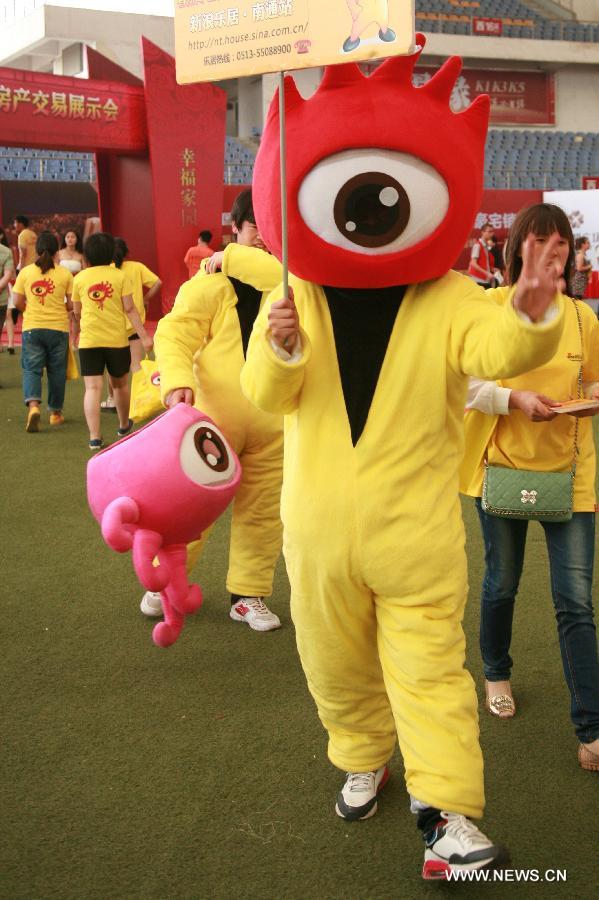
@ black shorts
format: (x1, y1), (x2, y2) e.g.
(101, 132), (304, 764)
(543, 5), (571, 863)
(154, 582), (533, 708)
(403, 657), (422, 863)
(79, 346), (131, 378)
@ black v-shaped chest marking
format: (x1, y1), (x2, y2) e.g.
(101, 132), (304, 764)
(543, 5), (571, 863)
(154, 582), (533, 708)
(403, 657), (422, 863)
(229, 277), (262, 358)
(323, 284), (407, 446)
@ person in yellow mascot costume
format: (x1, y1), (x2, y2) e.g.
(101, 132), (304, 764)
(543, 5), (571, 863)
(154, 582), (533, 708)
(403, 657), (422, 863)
(241, 37), (566, 879)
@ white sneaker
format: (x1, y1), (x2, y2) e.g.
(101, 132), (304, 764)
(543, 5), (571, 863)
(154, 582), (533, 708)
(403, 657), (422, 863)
(422, 812), (509, 880)
(335, 766), (390, 821)
(229, 597), (281, 632)
(140, 591), (163, 617)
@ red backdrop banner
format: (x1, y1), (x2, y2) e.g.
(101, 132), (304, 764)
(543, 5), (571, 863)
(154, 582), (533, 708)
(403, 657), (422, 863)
(141, 38), (227, 312)
(0, 66), (147, 153)
(415, 66), (554, 126)
(455, 189), (543, 270)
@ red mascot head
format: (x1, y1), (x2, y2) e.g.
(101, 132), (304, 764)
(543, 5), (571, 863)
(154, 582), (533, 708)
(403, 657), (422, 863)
(253, 36), (490, 289)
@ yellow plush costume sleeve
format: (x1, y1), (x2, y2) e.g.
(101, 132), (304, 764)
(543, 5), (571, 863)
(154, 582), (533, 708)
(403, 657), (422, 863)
(154, 276), (223, 404)
(447, 283), (565, 379)
(221, 244), (283, 293)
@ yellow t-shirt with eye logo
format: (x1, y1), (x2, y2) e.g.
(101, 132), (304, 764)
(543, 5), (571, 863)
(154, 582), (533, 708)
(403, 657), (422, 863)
(13, 263), (73, 333)
(72, 265), (133, 349)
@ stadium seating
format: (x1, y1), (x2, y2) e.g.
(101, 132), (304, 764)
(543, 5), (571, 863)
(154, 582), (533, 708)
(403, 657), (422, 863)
(485, 129), (599, 190)
(0, 148), (94, 182)
(3, 130), (598, 193)
(415, 0), (599, 41)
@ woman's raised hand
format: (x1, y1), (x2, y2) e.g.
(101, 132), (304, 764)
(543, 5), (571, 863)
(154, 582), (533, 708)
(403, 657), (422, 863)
(513, 233), (563, 322)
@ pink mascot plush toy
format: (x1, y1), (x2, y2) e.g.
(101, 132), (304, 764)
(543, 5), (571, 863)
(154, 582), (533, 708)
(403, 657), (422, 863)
(87, 404), (241, 648)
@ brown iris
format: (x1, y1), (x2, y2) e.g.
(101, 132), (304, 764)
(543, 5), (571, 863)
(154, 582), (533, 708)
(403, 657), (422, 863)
(333, 172), (410, 249)
(193, 427), (229, 473)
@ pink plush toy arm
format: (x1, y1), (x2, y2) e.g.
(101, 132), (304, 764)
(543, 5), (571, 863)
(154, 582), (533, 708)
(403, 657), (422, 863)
(132, 529), (169, 593)
(101, 497), (140, 552)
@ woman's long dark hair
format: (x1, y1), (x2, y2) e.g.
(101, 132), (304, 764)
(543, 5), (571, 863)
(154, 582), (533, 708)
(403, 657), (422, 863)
(60, 229), (82, 253)
(504, 204), (575, 287)
(113, 237), (129, 269)
(35, 232), (59, 274)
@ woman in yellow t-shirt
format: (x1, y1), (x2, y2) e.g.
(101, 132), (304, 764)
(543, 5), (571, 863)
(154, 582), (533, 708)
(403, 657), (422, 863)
(12, 231), (73, 433)
(460, 204), (599, 773)
(100, 238), (162, 411)
(72, 232), (153, 450)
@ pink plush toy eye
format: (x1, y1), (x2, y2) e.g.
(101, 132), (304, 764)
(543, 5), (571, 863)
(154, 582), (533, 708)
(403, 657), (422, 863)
(180, 421), (236, 486)
(151, 371), (161, 387)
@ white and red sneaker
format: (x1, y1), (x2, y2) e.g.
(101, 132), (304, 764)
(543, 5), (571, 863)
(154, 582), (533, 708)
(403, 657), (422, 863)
(335, 766), (390, 821)
(422, 812), (509, 880)
(229, 597), (281, 632)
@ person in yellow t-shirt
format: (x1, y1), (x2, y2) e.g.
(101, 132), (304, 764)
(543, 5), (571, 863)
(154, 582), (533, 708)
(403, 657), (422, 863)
(13, 215), (37, 270)
(460, 203), (599, 773)
(12, 231), (73, 433)
(72, 232), (153, 450)
(100, 237), (163, 412)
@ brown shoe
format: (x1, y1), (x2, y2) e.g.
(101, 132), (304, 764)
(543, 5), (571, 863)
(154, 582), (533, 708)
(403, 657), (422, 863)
(485, 680), (516, 719)
(578, 744), (599, 771)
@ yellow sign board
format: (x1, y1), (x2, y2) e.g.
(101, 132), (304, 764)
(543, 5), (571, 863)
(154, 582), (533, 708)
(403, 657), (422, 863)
(175, 1), (415, 84)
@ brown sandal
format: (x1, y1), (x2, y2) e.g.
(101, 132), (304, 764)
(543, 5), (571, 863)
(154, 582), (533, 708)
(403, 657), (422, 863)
(485, 681), (516, 719)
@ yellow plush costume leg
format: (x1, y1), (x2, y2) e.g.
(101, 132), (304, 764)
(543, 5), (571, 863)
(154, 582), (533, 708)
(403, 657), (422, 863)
(286, 543), (397, 772)
(227, 430), (283, 597)
(287, 544), (484, 817)
(376, 590), (484, 818)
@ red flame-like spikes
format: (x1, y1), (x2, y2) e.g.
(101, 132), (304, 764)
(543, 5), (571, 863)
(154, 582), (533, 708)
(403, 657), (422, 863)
(318, 63), (367, 95)
(423, 56), (463, 105)
(282, 74), (304, 111)
(370, 41), (424, 86)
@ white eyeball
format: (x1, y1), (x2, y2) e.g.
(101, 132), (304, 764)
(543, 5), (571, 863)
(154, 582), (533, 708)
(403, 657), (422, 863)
(150, 371), (161, 387)
(298, 149), (449, 255)
(180, 422), (236, 486)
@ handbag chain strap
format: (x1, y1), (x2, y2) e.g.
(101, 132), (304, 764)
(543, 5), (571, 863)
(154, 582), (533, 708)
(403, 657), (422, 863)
(570, 298), (583, 477)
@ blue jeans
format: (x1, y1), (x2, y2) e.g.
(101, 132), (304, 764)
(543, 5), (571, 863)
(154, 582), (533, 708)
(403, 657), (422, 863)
(476, 499), (599, 742)
(21, 329), (69, 411)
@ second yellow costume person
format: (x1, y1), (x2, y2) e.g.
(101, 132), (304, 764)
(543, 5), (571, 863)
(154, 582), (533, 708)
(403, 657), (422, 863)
(154, 244), (283, 598)
(242, 269), (564, 816)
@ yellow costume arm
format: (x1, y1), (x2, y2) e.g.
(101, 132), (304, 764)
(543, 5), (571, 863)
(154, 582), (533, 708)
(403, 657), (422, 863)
(449, 282), (565, 380)
(154, 277), (222, 404)
(221, 244), (283, 292)
(241, 289), (312, 415)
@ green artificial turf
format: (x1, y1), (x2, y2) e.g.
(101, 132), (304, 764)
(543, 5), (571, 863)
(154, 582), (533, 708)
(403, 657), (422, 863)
(1, 351), (598, 900)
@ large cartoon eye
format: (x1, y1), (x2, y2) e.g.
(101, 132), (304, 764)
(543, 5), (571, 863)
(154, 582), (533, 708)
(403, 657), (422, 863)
(90, 289), (105, 301)
(179, 422), (236, 487)
(32, 284), (47, 296)
(150, 371), (161, 387)
(298, 149), (449, 255)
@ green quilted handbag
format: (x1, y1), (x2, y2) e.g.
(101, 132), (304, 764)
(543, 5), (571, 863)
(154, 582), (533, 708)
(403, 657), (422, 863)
(482, 297), (582, 524)
(482, 465), (574, 522)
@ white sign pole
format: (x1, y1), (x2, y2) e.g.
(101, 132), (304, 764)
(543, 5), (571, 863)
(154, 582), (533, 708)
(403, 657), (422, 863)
(278, 70), (289, 302)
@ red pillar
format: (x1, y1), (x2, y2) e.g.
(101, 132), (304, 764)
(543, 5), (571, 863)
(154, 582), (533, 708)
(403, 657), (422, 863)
(141, 38), (227, 312)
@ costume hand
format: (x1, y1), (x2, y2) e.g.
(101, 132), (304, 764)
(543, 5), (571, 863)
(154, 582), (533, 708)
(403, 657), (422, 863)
(268, 286), (299, 349)
(205, 252), (224, 274)
(509, 390), (558, 421)
(166, 388), (194, 408)
(513, 233), (562, 322)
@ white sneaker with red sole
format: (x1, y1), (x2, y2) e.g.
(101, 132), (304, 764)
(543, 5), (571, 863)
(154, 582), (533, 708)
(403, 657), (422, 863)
(422, 812), (509, 880)
(335, 766), (390, 821)
(229, 597), (281, 632)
